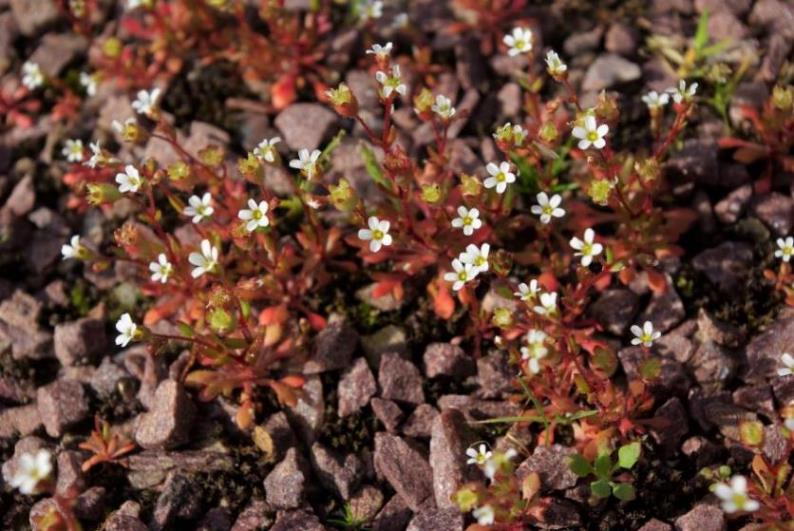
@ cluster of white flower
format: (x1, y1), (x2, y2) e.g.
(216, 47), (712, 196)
(444, 243), (490, 291)
(641, 80), (698, 111)
(464, 444), (520, 524)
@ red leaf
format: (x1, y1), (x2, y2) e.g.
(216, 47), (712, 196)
(143, 295), (184, 326)
(306, 311), (326, 331)
(432, 282), (455, 319)
(646, 268), (668, 295)
(272, 74), (296, 111)
(259, 304), (288, 326)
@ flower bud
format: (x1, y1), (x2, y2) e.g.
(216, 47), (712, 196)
(326, 83), (358, 118)
(102, 37), (122, 59)
(329, 179), (357, 212)
(420, 184), (441, 204)
(413, 88), (434, 120)
(167, 161), (191, 181)
(87, 183), (122, 206)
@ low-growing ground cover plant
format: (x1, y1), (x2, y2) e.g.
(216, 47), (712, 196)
(0, 1), (792, 530)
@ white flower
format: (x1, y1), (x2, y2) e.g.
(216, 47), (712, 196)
(483, 161), (516, 194)
(184, 193), (214, 224)
(514, 279), (539, 302)
(465, 444), (492, 466)
(238, 199), (270, 232)
(115, 165), (143, 194)
(79, 71), (97, 96)
(545, 50), (567, 76)
(778, 353), (794, 377)
(642, 90), (669, 110)
(358, 216), (392, 253)
(360, 0), (383, 20)
(62, 139), (85, 162)
(126, 0), (153, 8)
(112, 117), (137, 135)
(521, 329), (548, 374)
(444, 258), (479, 291)
(482, 448), (518, 480)
(375, 64), (407, 98)
(85, 141), (105, 168)
(533, 291), (557, 316)
(503, 27), (533, 56)
(531, 192), (565, 224)
(253, 137), (281, 163)
(472, 505), (495, 526)
(451, 206), (482, 236)
(668, 80), (698, 104)
(21, 62), (44, 90)
(149, 253), (172, 284)
(9, 449), (52, 495)
(460, 243), (490, 274)
(572, 115), (609, 150)
(115, 313), (138, 347)
(431, 95), (456, 120)
(289, 148), (322, 178)
(366, 42), (393, 59)
(61, 235), (85, 260)
(713, 476), (759, 514)
(786, 417), (794, 432)
(630, 321), (661, 348)
(569, 228), (603, 267)
(188, 239), (219, 278)
(775, 236), (794, 262)
(131, 87), (161, 116)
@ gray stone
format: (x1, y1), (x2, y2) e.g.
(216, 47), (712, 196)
(674, 504), (725, 531)
(430, 409), (474, 508)
(264, 448), (310, 510)
(274, 103), (337, 150)
(379, 352), (425, 405)
(407, 507), (464, 531)
(373, 432), (434, 511)
(517, 444), (578, 491)
(54, 318), (107, 367)
(338, 357), (377, 417)
(37, 380), (89, 437)
(304, 319), (357, 374)
(423, 343), (475, 380)
(134, 380), (195, 450)
(286, 374), (324, 443)
(582, 54), (641, 91)
(310, 442), (364, 500)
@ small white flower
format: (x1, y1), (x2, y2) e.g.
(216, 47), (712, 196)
(545, 50), (567, 76)
(85, 141), (105, 168)
(115, 313), (139, 347)
(131, 87), (161, 116)
(460, 243), (490, 273)
(62, 139), (85, 162)
(115, 165), (143, 194)
(778, 353), (794, 377)
(775, 236), (794, 262)
(289, 148), (322, 178)
(126, 0), (153, 8)
(149, 253), (172, 284)
(465, 444), (492, 466)
(483, 161), (516, 194)
(360, 0), (383, 20)
(112, 117), (137, 135)
(713, 475), (759, 514)
(431, 95), (456, 120)
(188, 239), (219, 278)
(668, 79), (697, 104)
(531, 192), (565, 224)
(630, 321), (661, 348)
(451, 206), (482, 236)
(533, 291), (557, 316)
(358, 216), (392, 253)
(472, 505), (495, 526)
(238, 198), (270, 232)
(514, 279), (539, 302)
(21, 62), (44, 90)
(521, 329), (548, 374)
(569, 228), (603, 267)
(253, 137), (281, 163)
(366, 42), (393, 59)
(786, 417), (794, 432)
(61, 235), (85, 260)
(184, 193), (214, 224)
(572, 114), (609, 150)
(9, 449), (52, 495)
(79, 71), (97, 96)
(642, 90), (669, 110)
(443, 258), (479, 292)
(483, 448), (518, 480)
(503, 27), (533, 56)
(375, 64), (407, 98)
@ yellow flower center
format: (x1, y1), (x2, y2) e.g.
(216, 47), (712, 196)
(463, 216), (472, 225)
(458, 271), (468, 281)
(496, 172), (506, 182)
(373, 229), (383, 240)
(587, 131), (598, 141)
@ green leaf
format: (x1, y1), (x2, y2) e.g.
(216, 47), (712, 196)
(176, 321), (194, 338)
(693, 10), (710, 52)
(612, 482), (636, 501)
(590, 479), (612, 499)
(618, 442), (642, 469)
(593, 454), (613, 479)
(568, 454), (592, 477)
(359, 143), (389, 190)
